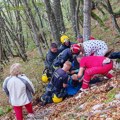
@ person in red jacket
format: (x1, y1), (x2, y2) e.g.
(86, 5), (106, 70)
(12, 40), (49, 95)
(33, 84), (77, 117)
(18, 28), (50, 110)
(77, 55), (113, 91)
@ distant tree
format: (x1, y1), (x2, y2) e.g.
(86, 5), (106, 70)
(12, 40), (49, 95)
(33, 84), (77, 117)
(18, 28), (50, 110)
(83, 0), (91, 41)
(104, 0), (120, 34)
(44, 0), (60, 45)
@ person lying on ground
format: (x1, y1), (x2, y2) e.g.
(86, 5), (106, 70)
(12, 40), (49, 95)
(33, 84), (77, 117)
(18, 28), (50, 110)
(67, 74), (82, 96)
(77, 55), (113, 92)
(3, 63), (35, 120)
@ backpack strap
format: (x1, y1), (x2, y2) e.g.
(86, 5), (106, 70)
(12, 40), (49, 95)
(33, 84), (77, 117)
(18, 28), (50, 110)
(3, 77), (12, 96)
(17, 76), (34, 94)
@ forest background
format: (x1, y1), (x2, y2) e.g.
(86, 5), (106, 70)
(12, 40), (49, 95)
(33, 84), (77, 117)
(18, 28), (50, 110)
(0, 0), (120, 119)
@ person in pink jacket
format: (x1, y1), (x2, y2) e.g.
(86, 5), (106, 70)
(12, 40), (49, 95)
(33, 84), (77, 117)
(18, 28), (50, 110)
(77, 55), (113, 91)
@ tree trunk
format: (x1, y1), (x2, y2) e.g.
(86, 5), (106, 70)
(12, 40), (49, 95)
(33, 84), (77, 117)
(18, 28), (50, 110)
(75, 0), (80, 37)
(22, 0), (44, 59)
(83, 0), (91, 41)
(44, 0), (60, 45)
(105, 0), (120, 34)
(52, 0), (66, 34)
(32, 0), (49, 48)
(70, 0), (77, 37)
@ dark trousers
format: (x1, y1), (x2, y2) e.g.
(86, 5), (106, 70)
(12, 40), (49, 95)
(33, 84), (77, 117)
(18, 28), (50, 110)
(109, 52), (120, 59)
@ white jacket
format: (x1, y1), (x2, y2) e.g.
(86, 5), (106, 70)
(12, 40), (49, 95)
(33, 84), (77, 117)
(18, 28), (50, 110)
(3, 74), (35, 106)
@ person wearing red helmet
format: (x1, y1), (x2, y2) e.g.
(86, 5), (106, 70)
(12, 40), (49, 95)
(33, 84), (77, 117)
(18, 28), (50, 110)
(52, 44), (80, 72)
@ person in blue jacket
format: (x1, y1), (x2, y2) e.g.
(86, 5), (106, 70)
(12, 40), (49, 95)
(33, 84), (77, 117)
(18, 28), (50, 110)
(52, 44), (81, 72)
(44, 42), (60, 79)
(40, 61), (71, 105)
(59, 35), (74, 52)
(44, 42), (59, 69)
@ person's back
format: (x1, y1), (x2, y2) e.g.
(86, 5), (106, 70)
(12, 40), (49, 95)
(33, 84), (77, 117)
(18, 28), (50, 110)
(52, 44), (81, 72)
(80, 56), (106, 68)
(5, 75), (33, 106)
(40, 61), (71, 104)
(3, 63), (35, 120)
(51, 68), (68, 91)
(53, 48), (72, 68)
(83, 40), (108, 56)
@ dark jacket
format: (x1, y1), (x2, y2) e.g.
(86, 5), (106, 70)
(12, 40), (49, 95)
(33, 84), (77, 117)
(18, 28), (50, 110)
(59, 42), (75, 53)
(44, 50), (59, 69)
(109, 52), (120, 59)
(52, 48), (73, 67)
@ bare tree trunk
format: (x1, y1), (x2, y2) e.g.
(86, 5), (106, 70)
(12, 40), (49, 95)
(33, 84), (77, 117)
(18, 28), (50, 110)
(32, 0), (49, 48)
(22, 0), (44, 59)
(105, 0), (120, 34)
(75, 0), (80, 36)
(52, 0), (66, 34)
(83, 0), (91, 41)
(70, 0), (77, 37)
(44, 0), (60, 45)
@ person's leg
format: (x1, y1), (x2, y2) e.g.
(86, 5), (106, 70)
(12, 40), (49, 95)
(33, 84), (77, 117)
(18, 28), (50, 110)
(109, 52), (120, 59)
(82, 62), (113, 89)
(13, 106), (23, 120)
(25, 102), (33, 114)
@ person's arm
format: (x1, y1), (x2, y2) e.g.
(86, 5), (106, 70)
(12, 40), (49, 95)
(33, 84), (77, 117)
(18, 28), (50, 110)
(45, 53), (53, 68)
(77, 67), (84, 79)
(63, 75), (68, 88)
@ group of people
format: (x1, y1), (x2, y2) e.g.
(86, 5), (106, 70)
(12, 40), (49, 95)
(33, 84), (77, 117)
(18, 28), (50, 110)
(2, 34), (120, 120)
(41, 34), (120, 105)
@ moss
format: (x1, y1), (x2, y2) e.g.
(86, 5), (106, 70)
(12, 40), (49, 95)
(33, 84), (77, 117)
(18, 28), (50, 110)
(104, 88), (116, 103)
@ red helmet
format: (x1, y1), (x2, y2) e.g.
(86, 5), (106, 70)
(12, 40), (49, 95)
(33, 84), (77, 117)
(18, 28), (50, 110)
(71, 44), (81, 54)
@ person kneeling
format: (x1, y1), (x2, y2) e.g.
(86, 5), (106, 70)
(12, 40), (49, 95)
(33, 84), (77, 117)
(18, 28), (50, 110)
(40, 61), (71, 105)
(77, 55), (113, 92)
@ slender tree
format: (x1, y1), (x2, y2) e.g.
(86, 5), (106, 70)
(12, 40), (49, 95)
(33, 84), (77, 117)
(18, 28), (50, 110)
(21, 0), (44, 58)
(44, 0), (60, 45)
(83, 0), (92, 41)
(52, 0), (66, 34)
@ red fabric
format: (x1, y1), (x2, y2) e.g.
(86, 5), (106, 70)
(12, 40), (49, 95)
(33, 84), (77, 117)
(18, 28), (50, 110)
(80, 56), (106, 68)
(90, 36), (95, 40)
(79, 56), (113, 89)
(71, 44), (80, 53)
(13, 102), (33, 120)
(82, 62), (113, 89)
